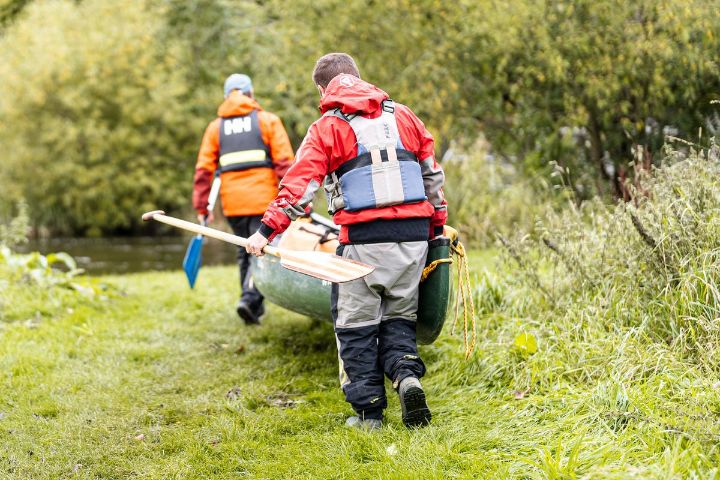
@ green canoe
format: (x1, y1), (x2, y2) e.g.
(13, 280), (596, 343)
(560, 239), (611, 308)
(251, 226), (452, 345)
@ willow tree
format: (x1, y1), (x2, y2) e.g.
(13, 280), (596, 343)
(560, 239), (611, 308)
(0, 0), (199, 235)
(458, 0), (720, 196)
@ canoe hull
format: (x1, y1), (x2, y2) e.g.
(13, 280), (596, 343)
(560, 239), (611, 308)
(417, 236), (453, 344)
(251, 223), (452, 344)
(252, 253), (333, 321)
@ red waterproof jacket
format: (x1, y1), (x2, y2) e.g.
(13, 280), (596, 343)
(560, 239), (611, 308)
(259, 74), (447, 244)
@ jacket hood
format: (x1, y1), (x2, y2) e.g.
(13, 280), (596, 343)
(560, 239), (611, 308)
(218, 90), (262, 117)
(319, 74), (389, 115)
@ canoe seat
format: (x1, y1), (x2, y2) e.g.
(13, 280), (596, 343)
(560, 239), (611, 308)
(278, 218), (339, 254)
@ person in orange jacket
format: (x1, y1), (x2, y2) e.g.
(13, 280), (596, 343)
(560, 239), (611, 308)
(193, 73), (294, 324)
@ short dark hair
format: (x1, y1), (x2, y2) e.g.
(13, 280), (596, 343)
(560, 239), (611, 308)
(312, 53), (361, 88)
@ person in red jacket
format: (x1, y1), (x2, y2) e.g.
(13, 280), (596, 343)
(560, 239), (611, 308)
(246, 54), (447, 429)
(193, 74), (294, 324)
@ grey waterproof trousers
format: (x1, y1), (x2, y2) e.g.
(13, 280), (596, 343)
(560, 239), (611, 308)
(332, 241), (429, 420)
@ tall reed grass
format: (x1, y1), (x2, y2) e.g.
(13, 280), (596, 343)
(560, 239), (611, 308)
(465, 145), (720, 452)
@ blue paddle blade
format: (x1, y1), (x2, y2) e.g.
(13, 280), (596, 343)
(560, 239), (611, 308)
(183, 234), (204, 289)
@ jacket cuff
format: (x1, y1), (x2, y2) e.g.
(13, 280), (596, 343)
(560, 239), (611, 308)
(258, 222), (275, 239)
(433, 226), (444, 238)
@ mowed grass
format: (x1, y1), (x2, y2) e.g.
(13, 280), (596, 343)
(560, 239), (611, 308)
(1, 248), (719, 479)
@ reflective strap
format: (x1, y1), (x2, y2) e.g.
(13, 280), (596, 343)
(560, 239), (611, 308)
(386, 145), (398, 164)
(219, 149), (267, 168)
(333, 148), (418, 178)
(370, 148), (382, 165)
(371, 160), (405, 207)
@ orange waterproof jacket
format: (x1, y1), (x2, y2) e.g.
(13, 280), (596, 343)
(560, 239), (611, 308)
(193, 92), (294, 217)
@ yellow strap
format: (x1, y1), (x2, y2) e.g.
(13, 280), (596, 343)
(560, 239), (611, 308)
(219, 149), (267, 167)
(420, 258), (453, 282)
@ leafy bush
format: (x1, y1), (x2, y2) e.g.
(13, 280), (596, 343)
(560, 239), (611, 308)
(443, 142), (556, 246)
(0, 203), (116, 323)
(480, 143), (720, 397)
(0, 245), (115, 323)
(0, 0), (199, 235)
(0, 201), (29, 249)
(2, 0), (719, 233)
(456, 0), (720, 195)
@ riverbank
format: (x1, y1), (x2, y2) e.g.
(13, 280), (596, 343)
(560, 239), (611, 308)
(1, 253), (718, 478)
(16, 236), (237, 275)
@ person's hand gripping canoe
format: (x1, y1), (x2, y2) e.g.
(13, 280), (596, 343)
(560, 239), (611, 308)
(246, 231), (269, 257)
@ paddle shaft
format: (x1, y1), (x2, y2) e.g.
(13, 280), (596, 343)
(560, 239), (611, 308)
(206, 175), (221, 215)
(199, 175), (221, 227)
(144, 211), (280, 257)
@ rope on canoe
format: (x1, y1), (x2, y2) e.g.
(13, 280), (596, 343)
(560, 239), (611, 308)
(449, 239), (477, 359)
(420, 258), (453, 282)
(421, 225), (477, 359)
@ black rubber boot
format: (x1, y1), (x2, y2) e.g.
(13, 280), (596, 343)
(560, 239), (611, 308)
(236, 301), (261, 325)
(398, 377), (431, 428)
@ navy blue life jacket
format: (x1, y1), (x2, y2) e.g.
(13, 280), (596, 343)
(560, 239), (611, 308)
(218, 110), (272, 173)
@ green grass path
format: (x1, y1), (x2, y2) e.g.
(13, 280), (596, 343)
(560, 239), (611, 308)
(1, 251), (718, 478)
(1, 257), (499, 479)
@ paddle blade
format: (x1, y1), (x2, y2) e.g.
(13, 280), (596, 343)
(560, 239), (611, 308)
(278, 250), (374, 283)
(183, 234), (204, 288)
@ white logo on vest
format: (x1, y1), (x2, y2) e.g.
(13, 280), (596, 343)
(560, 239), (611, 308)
(224, 117), (252, 135)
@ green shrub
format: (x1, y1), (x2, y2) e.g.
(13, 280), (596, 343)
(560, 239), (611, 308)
(0, 245), (116, 323)
(0, 201), (29, 249)
(483, 143), (720, 396)
(444, 143), (556, 246)
(0, 0), (199, 235)
(2, 0), (719, 234)
(0, 203), (116, 323)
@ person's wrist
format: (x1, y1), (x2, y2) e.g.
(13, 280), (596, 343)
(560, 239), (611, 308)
(258, 223), (274, 239)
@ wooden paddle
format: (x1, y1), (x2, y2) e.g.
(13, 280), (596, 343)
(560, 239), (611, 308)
(142, 210), (374, 283)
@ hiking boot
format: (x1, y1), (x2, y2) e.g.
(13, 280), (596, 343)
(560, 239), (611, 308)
(345, 416), (382, 431)
(236, 301), (261, 325)
(398, 377), (431, 428)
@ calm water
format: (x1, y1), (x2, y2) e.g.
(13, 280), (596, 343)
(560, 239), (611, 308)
(19, 236), (238, 275)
